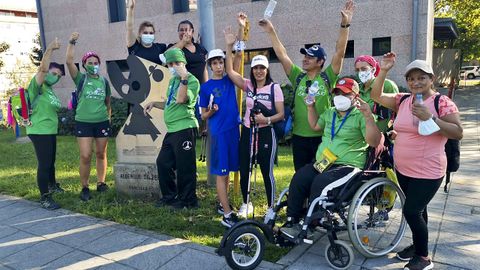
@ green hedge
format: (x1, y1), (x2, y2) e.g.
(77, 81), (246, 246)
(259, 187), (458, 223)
(58, 97), (129, 137)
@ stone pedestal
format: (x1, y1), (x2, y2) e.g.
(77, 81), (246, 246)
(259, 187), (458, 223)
(107, 56), (170, 200)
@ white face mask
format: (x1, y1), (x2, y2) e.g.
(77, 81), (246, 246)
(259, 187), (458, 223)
(358, 69), (374, 84)
(168, 67), (178, 77)
(333, 95), (352, 111)
(141, 34), (155, 45)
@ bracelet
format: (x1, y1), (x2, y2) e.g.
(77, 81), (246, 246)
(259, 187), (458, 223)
(69, 40), (77, 45)
(267, 117), (271, 125)
(340, 24), (350, 28)
(431, 115), (437, 122)
(234, 40), (246, 52)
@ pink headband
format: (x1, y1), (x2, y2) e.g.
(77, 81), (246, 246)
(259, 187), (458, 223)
(355, 55), (380, 77)
(82, 51), (100, 65)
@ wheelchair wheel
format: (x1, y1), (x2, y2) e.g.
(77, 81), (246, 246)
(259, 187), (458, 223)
(348, 177), (406, 258)
(325, 240), (354, 270)
(224, 225), (265, 270)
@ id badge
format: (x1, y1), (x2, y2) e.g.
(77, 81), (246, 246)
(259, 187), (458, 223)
(313, 148), (338, 173)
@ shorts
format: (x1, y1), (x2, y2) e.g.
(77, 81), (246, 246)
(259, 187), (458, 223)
(75, 120), (111, 138)
(210, 127), (240, 176)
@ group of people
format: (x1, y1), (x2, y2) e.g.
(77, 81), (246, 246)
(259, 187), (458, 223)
(24, 0), (463, 269)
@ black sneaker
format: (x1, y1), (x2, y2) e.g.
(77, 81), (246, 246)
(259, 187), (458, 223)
(280, 217), (301, 239)
(404, 255), (434, 270)
(48, 183), (65, 193)
(397, 244), (416, 261)
(80, 187), (91, 201)
(171, 200), (199, 210)
(40, 194), (60, 210)
(217, 202), (234, 215)
(221, 213), (239, 228)
(96, 182), (109, 192)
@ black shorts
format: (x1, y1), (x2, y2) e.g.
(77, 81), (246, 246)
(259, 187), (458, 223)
(75, 120), (111, 138)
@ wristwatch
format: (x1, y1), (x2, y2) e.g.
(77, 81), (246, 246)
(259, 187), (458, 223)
(431, 115), (437, 122)
(267, 117), (271, 125)
(180, 79), (188, 85)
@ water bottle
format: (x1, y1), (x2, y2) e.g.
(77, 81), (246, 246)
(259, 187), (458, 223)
(263, 0), (277, 20)
(416, 93), (423, 104)
(305, 81), (319, 105)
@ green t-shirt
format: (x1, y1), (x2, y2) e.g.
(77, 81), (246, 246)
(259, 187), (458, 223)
(26, 76), (62, 135)
(316, 107), (372, 169)
(73, 72), (111, 123)
(288, 64), (338, 137)
(164, 74), (199, 133)
(359, 78), (398, 132)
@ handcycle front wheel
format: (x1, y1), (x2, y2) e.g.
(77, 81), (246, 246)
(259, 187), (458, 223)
(224, 225), (265, 270)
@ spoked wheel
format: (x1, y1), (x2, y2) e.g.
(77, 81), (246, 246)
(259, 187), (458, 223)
(224, 226), (265, 270)
(325, 240), (354, 270)
(348, 177), (406, 258)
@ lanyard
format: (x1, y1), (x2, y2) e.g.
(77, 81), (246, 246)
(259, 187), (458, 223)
(330, 110), (351, 141)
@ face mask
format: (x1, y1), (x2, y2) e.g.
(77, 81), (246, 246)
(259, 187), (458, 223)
(168, 67), (178, 77)
(45, 73), (60, 86)
(141, 34), (155, 45)
(333, 95), (352, 111)
(86, 65), (100, 75)
(358, 69), (374, 84)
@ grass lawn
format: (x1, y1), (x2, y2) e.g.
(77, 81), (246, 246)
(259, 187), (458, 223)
(0, 127), (295, 261)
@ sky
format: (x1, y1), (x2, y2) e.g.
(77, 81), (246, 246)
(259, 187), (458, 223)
(0, 0), (37, 12)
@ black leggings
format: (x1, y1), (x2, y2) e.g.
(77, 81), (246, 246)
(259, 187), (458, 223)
(291, 135), (322, 172)
(286, 164), (357, 219)
(28, 135), (57, 195)
(397, 170), (442, 257)
(239, 125), (277, 207)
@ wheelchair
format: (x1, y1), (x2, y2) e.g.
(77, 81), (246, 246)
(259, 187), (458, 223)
(216, 140), (406, 270)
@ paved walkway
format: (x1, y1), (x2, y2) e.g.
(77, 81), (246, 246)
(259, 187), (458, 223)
(0, 87), (478, 270)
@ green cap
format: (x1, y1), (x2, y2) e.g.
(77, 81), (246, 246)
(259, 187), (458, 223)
(164, 48), (187, 64)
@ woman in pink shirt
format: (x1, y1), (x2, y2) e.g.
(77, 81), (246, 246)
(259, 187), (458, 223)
(224, 27), (285, 219)
(371, 52), (463, 270)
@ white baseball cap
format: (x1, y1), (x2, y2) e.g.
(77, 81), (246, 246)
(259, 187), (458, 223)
(404, 60), (434, 77)
(250, 55), (269, 68)
(207, 49), (225, 61)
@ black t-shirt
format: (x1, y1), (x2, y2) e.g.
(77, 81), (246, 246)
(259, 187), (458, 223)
(128, 40), (167, 65)
(168, 42), (208, 84)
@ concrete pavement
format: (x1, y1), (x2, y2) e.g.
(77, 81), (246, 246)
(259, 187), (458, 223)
(0, 86), (478, 269)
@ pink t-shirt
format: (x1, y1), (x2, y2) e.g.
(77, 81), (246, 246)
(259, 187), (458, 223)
(242, 79), (284, 128)
(393, 93), (459, 179)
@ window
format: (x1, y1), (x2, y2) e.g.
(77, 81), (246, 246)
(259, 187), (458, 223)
(372, 37), (391, 56)
(108, 0), (126, 23)
(243, 48), (278, 64)
(173, 0), (196, 13)
(345, 40), (354, 58)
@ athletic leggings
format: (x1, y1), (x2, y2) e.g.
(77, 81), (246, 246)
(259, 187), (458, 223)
(239, 125), (276, 207)
(28, 135), (57, 195)
(397, 170), (442, 258)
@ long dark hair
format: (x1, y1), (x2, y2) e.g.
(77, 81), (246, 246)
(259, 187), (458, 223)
(249, 67), (274, 92)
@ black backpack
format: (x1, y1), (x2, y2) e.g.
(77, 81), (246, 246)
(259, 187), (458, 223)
(399, 94), (460, 192)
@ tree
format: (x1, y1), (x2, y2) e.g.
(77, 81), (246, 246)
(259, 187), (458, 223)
(5, 59), (37, 97)
(0, 42), (10, 70)
(435, 0), (480, 62)
(29, 33), (43, 67)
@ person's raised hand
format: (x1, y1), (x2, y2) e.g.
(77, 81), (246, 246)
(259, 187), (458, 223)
(341, 0), (355, 26)
(237, 12), (248, 28)
(355, 96), (373, 118)
(48, 37), (60, 50)
(174, 63), (188, 78)
(70, 32), (79, 42)
(258, 19), (274, 33)
(127, 0), (135, 9)
(223, 26), (236, 46)
(380, 52), (396, 71)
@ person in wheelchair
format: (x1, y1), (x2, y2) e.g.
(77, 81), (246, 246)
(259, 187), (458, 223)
(281, 77), (382, 239)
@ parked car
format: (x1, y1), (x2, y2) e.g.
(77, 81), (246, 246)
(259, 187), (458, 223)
(459, 66), (480, 79)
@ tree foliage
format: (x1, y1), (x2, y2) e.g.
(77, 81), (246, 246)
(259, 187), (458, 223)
(435, 0), (480, 61)
(29, 33), (43, 67)
(0, 42), (10, 70)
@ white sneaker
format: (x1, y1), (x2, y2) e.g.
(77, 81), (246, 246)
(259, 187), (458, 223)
(238, 202), (253, 218)
(263, 207), (275, 224)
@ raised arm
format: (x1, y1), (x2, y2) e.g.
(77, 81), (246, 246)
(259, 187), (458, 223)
(224, 26), (245, 89)
(371, 52), (398, 111)
(126, 0), (137, 47)
(35, 38), (60, 85)
(356, 97), (381, 147)
(233, 12), (247, 72)
(258, 19), (293, 76)
(331, 0), (354, 75)
(66, 32), (79, 80)
(307, 101), (322, 131)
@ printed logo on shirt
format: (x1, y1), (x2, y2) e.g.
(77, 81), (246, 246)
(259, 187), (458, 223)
(182, 140), (193, 151)
(85, 87), (106, 100)
(247, 91), (271, 101)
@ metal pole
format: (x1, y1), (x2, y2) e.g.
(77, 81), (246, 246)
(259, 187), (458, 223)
(411, 0), (419, 61)
(197, 0), (216, 186)
(35, 0), (46, 52)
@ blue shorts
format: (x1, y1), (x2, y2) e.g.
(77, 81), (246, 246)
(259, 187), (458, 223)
(210, 127), (240, 176)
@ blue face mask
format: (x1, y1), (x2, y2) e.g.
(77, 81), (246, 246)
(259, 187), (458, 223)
(141, 34), (155, 45)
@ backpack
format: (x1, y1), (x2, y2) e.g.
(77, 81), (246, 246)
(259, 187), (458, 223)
(281, 71), (331, 140)
(399, 94), (460, 192)
(7, 87), (40, 127)
(69, 74), (110, 110)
